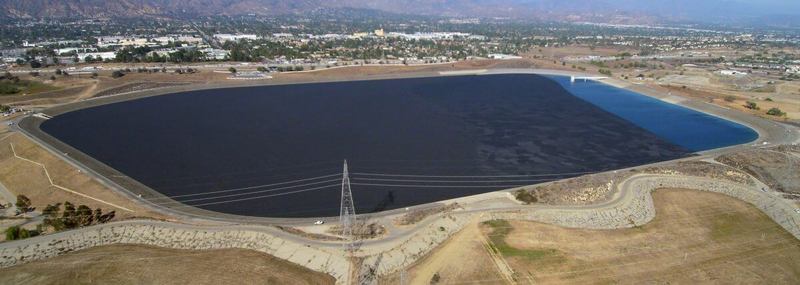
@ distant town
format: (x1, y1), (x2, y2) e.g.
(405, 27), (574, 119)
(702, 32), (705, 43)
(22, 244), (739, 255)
(1, 13), (798, 79)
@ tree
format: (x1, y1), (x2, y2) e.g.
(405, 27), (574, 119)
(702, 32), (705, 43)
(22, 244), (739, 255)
(15, 195), (31, 213)
(111, 70), (125, 78)
(257, 66), (267, 72)
(77, 205), (94, 226)
(62, 201), (78, 229)
(228, 67), (237, 74)
(98, 211), (115, 223)
(30, 60), (42, 68)
(55, 69), (62, 75)
(744, 101), (759, 110)
(94, 208), (103, 223)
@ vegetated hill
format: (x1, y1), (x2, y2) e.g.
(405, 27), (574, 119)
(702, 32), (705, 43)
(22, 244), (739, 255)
(0, 0), (322, 19)
(1, 0), (797, 24)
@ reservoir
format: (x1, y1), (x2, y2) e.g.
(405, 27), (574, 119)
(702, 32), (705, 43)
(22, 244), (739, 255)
(39, 74), (757, 217)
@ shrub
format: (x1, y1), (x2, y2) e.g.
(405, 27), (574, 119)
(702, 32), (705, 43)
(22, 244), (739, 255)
(5, 226), (37, 240)
(724, 95), (737, 102)
(111, 70), (125, 78)
(514, 190), (538, 204)
(5, 226), (20, 240)
(228, 67), (237, 74)
(766, 107), (785, 117)
(431, 273), (441, 284)
(0, 83), (20, 95)
(744, 101), (759, 110)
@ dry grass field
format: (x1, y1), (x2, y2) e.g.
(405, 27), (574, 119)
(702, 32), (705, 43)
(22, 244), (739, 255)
(0, 128), (165, 220)
(0, 244), (335, 285)
(387, 189), (800, 284)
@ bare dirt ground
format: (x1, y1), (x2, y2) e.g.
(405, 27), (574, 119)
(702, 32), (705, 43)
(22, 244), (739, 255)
(0, 129), (166, 220)
(717, 145), (800, 198)
(381, 216), (508, 285)
(0, 244), (335, 285)
(394, 189), (800, 284)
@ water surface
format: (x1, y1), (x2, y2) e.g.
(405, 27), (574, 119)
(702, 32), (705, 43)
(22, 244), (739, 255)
(40, 74), (753, 217)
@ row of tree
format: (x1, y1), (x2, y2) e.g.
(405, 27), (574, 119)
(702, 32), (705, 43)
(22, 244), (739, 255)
(42, 202), (115, 231)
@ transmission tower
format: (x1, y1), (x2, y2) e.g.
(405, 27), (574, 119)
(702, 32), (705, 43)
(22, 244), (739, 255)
(340, 160), (356, 253)
(399, 268), (407, 285)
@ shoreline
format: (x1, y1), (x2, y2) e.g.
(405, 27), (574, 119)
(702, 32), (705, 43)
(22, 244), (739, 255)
(12, 67), (800, 224)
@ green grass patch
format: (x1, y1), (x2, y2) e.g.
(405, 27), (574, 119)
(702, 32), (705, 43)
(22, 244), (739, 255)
(482, 220), (561, 262)
(710, 213), (744, 240)
(0, 79), (59, 95)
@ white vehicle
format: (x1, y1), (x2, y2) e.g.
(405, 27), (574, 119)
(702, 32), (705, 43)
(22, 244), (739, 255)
(313, 220), (324, 225)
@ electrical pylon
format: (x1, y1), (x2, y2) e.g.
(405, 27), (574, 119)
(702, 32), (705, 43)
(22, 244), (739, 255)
(340, 160), (356, 253)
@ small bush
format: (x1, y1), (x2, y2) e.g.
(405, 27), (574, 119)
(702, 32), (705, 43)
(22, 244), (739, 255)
(431, 273), (441, 284)
(514, 190), (538, 204)
(766, 107), (785, 117)
(744, 101), (759, 110)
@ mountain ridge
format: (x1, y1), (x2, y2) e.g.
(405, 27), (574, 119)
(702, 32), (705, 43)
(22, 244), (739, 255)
(1, 0), (797, 25)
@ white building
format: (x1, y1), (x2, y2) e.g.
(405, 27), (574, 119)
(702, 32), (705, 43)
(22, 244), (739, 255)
(201, 48), (230, 60)
(77, 52), (117, 62)
(214, 34), (259, 42)
(719, 70), (746, 76)
(488, 54), (522, 60)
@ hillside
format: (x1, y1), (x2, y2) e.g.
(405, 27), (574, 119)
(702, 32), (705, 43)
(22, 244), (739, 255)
(0, 0), (798, 24)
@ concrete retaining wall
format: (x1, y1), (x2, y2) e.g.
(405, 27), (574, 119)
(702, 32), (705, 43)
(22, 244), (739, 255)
(0, 222), (349, 282)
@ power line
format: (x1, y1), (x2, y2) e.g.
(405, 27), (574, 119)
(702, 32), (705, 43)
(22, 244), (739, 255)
(351, 177), (558, 183)
(160, 179), (342, 204)
(182, 184), (340, 208)
(350, 183), (527, 188)
(351, 170), (597, 178)
(148, 173), (342, 200)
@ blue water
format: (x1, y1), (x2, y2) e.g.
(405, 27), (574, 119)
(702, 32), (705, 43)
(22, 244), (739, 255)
(547, 75), (758, 152)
